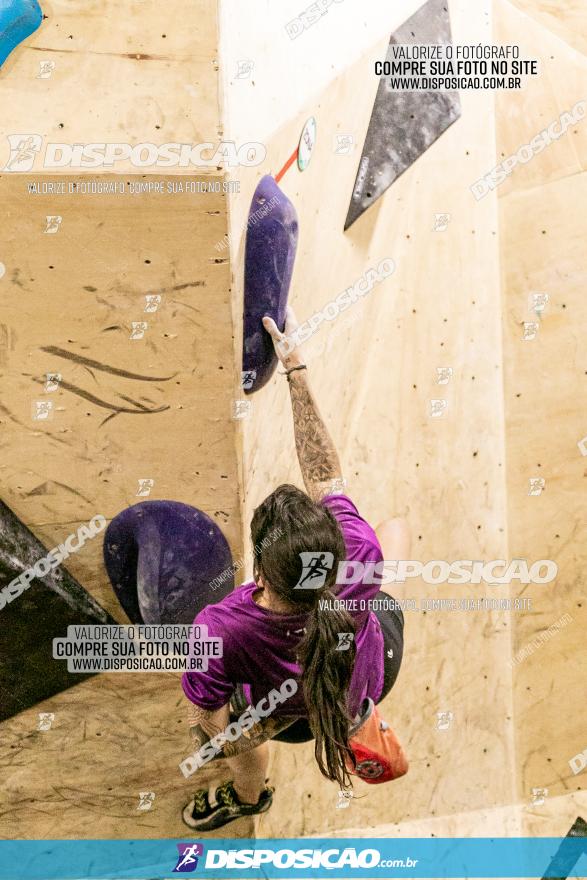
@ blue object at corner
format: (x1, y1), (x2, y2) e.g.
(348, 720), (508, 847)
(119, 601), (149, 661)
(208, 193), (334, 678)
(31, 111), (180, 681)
(0, 0), (42, 66)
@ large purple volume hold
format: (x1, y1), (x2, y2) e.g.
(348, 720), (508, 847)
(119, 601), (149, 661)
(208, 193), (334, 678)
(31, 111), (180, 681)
(242, 174), (298, 394)
(103, 501), (234, 624)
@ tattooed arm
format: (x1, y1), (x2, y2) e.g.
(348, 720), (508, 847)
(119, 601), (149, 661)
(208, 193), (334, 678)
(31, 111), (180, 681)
(186, 698), (296, 762)
(287, 369), (343, 501)
(262, 307), (344, 502)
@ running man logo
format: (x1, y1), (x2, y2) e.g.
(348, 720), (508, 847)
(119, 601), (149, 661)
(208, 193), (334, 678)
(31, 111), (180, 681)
(235, 59), (254, 79)
(38, 61), (56, 79)
(130, 321), (148, 340)
(531, 787), (548, 806)
(523, 321), (539, 341)
(336, 632), (354, 652)
(336, 790), (354, 809)
(44, 373), (62, 393)
(436, 711), (454, 731)
(173, 843), (204, 873)
(44, 215), (62, 234)
(3, 134), (42, 171)
(144, 294), (162, 313)
(430, 398), (448, 419)
(241, 369), (257, 391)
(137, 791), (155, 811)
(435, 367), (453, 386)
(232, 399), (252, 420)
(294, 551), (334, 589)
(37, 713), (55, 731)
(32, 400), (54, 421)
(433, 212), (451, 232)
(334, 134), (354, 155)
(530, 292), (549, 314)
(528, 477), (545, 497)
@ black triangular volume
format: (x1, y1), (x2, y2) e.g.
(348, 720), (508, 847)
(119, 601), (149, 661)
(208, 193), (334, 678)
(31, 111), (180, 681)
(0, 499), (115, 722)
(345, 0), (462, 230)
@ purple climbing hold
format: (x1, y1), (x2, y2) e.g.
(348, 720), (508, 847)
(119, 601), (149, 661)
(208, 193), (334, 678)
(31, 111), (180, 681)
(242, 174), (298, 394)
(103, 501), (234, 625)
(0, 0), (42, 67)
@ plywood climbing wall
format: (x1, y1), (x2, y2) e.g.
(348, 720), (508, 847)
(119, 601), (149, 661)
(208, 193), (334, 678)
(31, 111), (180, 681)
(225, 0), (515, 837)
(495, 0), (587, 832)
(1, 175), (240, 613)
(1, 0), (584, 850)
(0, 0), (252, 837)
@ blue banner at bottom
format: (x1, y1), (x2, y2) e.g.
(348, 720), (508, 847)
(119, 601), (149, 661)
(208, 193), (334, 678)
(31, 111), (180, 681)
(0, 838), (586, 879)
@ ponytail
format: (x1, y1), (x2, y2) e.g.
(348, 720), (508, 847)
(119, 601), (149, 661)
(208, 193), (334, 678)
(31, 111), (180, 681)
(251, 484), (357, 788)
(298, 589), (357, 788)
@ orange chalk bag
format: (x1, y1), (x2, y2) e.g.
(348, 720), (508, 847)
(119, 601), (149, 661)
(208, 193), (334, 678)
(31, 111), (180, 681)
(346, 698), (409, 784)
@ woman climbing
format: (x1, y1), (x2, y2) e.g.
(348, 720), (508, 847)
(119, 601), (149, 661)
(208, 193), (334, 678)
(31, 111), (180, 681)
(181, 307), (409, 831)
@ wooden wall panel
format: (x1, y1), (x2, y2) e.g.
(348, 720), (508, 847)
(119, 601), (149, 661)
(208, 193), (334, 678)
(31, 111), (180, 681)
(225, 0), (511, 836)
(495, 0), (587, 826)
(0, 0), (221, 160)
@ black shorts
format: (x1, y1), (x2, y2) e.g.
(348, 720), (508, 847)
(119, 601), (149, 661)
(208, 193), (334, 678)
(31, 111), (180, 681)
(273, 592), (404, 744)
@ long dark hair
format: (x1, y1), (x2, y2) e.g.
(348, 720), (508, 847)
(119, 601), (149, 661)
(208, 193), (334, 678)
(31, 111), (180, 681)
(251, 484), (357, 788)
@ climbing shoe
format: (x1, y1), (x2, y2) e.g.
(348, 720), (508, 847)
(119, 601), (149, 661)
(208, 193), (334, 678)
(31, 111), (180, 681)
(182, 780), (273, 831)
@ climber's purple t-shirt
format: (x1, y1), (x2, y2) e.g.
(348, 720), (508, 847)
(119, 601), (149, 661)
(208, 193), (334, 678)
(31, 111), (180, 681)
(181, 494), (384, 718)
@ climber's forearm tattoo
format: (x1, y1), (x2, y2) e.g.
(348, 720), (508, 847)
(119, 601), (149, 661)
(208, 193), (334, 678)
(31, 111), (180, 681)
(288, 370), (343, 501)
(186, 700), (297, 762)
(187, 701), (241, 760)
